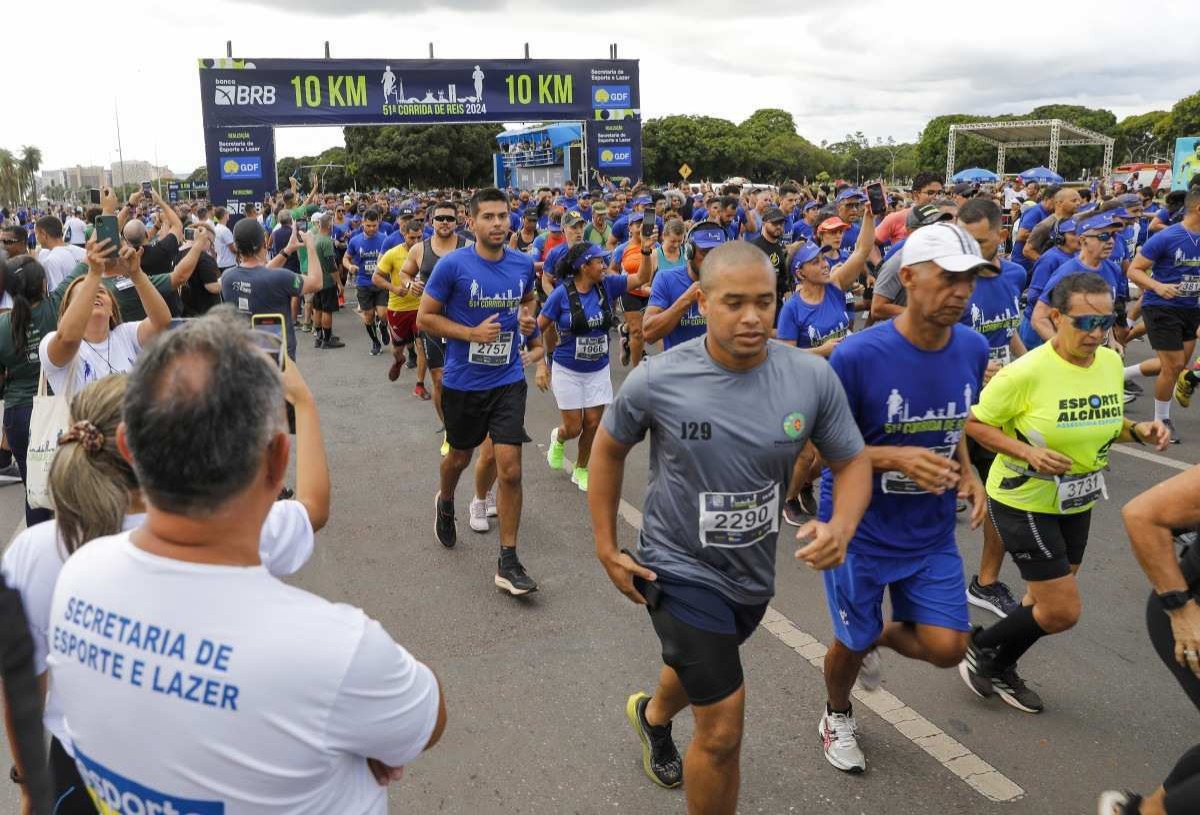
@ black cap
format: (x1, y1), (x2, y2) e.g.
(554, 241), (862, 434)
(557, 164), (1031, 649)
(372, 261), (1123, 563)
(233, 218), (266, 255)
(762, 207), (787, 223)
(951, 182), (977, 197)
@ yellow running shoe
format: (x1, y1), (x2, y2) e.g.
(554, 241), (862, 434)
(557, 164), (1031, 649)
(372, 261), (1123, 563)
(1176, 370), (1195, 408)
(625, 692), (683, 789)
(440, 435), (450, 456)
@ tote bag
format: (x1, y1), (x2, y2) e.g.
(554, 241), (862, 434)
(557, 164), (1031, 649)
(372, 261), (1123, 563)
(25, 360), (78, 511)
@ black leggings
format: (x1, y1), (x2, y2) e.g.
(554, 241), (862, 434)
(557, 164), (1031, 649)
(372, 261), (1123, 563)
(1146, 592), (1200, 814)
(49, 736), (96, 813)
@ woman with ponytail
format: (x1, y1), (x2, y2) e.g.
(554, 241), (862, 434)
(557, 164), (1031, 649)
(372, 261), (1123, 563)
(1, 362), (331, 814)
(0, 255), (57, 526)
(536, 241), (652, 492)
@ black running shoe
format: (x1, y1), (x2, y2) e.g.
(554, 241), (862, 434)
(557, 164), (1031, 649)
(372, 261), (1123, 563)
(323, 336), (345, 349)
(783, 498), (806, 528)
(967, 576), (1020, 618)
(495, 551), (537, 595)
(314, 336), (325, 349)
(434, 493), (457, 548)
(1124, 379), (1144, 397)
(626, 692), (683, 788)
(370, 341), (382, 356)
(991, 664), (1044, 714)
(798, 484), (817, 516)
(407, 345), (418, 368)
(958, 627), (996, 700)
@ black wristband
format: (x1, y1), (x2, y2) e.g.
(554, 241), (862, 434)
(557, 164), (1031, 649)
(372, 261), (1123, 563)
(1158, 590), (1192, 611)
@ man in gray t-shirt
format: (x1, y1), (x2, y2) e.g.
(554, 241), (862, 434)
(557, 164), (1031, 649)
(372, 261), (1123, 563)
(589, 241), (870, 812)
(870, 203), (956, 322)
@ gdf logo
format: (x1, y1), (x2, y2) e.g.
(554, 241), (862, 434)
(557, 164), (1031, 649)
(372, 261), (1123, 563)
(592, 84), (631, 109)
(598, 147), (632, 168)
(214, 79), (276, 106)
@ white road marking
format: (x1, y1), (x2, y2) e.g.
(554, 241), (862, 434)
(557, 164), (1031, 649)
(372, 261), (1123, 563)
(1112, 445), (1193, 472)
(569, 451), (1026, 803)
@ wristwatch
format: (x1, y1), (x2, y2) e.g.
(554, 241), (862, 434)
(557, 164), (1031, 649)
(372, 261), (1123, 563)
(1157, 590), (1193, 611)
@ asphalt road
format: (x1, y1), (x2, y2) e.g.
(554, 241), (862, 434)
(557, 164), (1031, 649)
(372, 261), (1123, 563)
(2, 311), (1197, 814)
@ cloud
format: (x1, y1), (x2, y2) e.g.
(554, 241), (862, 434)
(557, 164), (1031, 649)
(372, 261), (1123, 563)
(4, 0), (1196, 176)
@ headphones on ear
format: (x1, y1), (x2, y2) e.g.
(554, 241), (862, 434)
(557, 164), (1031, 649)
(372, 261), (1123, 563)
(1051, 229), (1065, 248)
(685, 220), (723, 263)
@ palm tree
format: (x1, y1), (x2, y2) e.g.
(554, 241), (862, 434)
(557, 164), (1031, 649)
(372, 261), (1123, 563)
(0, 149), (18, 207)
(20, 145), (42, 205)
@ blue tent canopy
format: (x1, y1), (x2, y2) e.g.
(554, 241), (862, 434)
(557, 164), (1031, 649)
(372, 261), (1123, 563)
(952, 167), (999, 183)
(1018, 166), (1064, 184)
(496, 123), (581, 149)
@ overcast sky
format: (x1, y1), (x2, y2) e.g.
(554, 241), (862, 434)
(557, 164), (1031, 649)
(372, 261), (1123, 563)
(6, 0), (1196, 175)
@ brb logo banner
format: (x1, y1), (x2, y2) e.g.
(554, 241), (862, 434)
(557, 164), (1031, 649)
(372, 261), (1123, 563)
(220, 156), (262, 180)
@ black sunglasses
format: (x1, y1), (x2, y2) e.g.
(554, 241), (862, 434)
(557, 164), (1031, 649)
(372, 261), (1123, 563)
(433, 215), (456, 223)
(1084, 231), (1119, 242)
(2, 238), (25, 245)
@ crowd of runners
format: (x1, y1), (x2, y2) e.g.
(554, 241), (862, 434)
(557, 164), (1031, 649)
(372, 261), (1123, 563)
(1, 167), (1199, 815)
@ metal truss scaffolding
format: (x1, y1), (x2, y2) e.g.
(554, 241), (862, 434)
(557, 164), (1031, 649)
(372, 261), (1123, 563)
(946, 118), (1115, 181)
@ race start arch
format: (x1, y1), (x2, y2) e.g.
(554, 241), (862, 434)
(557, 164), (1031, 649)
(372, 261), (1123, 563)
(197, 56), (642, 213)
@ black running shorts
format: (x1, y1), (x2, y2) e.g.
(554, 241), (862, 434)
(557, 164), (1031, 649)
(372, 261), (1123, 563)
(421, 332), (447, 370)
(1142, 305), (1200, 353)
(634, 573), (767, 706)
(987, 498), (1091, 582)
(311, 285), (339, 313)
(441, 380), (531, 450)
(356, 284), (388, 311)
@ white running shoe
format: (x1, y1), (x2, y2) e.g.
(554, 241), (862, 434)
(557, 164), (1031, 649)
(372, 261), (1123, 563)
(468, 498), (489, 533)
(818, 709), (865, 773)
(485, 487), (498, 518)
(858, 649), (883, 692)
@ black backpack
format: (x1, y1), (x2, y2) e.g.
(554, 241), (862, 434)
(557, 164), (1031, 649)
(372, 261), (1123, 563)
(565, 277), (613, 335)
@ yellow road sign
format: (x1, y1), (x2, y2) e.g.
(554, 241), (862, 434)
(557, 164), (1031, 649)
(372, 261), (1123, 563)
(678, 163), (692, 180)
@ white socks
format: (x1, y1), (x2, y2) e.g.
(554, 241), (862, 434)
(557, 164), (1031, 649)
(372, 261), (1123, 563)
(1154, 399), (1171, 422)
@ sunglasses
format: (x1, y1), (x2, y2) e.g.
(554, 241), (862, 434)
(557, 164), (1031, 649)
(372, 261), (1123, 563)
(1084, 231), (1119, 241)
(1068, 314), (1116, 332)
(432, 215), (456, 223)
(1, 238), (24, 245)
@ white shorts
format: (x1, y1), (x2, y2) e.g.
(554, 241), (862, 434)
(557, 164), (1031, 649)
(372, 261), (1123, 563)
(550, 364), (613, 411)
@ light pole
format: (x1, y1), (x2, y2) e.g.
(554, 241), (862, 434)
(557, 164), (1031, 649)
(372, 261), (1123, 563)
(852, 157), (861, 185)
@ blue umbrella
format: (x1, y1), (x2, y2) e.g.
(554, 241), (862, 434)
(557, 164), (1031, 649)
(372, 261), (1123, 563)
(1018, 166), (1064, 184)
(952, 167), (999, 183)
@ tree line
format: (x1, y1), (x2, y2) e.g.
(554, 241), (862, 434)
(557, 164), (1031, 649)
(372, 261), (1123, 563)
(0, 145), (43, 207)
(187, 87), (1200, 190)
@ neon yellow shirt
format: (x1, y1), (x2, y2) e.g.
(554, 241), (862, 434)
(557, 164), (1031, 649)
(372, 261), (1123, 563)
(1180, 156), (1200, 186)
(972, 342), (1123, 514)
(378, 244), (420, 312)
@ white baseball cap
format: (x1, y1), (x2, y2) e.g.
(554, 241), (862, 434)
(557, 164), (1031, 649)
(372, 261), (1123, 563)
(901, 222), (986, 272)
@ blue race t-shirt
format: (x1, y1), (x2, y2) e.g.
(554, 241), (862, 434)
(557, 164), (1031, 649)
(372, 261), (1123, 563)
(962, 261), (1023, 359)
(840, 222), (861, 252)
(1012, 203), (1049, 270)
(819, 321), (988, 556)
(1139, 223), (1200, 310)
(424, 246), (537, 391)
(381, 229), (406, 253)
(346, 232), (387, 287)
(1024, 246), (1072, 318)
(540, 275), (628, 373)
(542, 242), (572, 286)
(648, 266), (706, 350)
(1037, 257), (1121, 306)
(790, 221), (814, 243)
(777, 286), (850, 349)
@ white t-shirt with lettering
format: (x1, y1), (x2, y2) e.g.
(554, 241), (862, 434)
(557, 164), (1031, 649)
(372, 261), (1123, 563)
(46, 529), (438, 815)
(1, 501), (315, 751)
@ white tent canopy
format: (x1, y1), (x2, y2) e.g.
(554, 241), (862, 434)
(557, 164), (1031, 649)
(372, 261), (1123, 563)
(946, 118), (1115, 182)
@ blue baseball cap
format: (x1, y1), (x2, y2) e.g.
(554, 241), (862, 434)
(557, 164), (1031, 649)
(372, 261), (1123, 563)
(836, 188), (866, 203)
(628, 210), (646, 223)
(790, 242), (822, 271)
(1075, 202), (1098, 217)
(548, 220), (563, 233)
(802, 200), (823, 212)
(689, 224), (727, 251)
(1056, 218), (1078, 235)
(1078, 212), (1123, 234)
(571, 243), (610, 270)
(632, 195), (653, 206)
